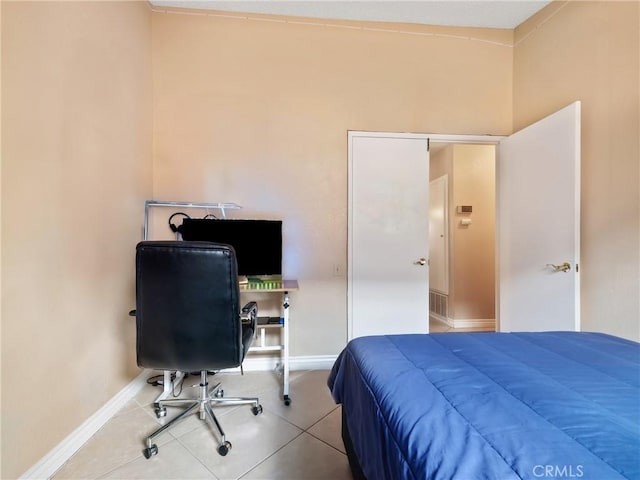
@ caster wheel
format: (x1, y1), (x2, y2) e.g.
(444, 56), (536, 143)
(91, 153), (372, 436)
(218, 441), (232, 456)
(284, 396), (291, 406)
(155, 407), (167, 418)
(215, 389), (224, 398)
(143, 444), (158, 459)
(252, 404), (263, 415)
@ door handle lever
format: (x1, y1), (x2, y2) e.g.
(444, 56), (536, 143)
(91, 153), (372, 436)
(547, 262), (571, 273)
(414, 258), (427, 266)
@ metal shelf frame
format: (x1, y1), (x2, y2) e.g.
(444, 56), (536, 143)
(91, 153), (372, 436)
(143, 200), (242, 240)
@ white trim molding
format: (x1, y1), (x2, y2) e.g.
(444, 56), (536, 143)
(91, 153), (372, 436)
(20, 371), (149, 480)
(450, 318), (495, 329)
(224, 354), (338, 373)
(430, 313), (495, 330)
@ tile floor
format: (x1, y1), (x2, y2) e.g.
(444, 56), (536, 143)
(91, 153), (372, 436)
(52, 320), (491, 480)
(52, 369), (351, 480)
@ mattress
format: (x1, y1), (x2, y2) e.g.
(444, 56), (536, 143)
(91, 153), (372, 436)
(328, 332), (640, 480)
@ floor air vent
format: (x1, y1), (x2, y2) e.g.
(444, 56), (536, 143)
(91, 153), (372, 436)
(429, 290), (448, 318)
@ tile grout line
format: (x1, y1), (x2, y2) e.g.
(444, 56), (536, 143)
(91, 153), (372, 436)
(304, 405), (347, 457)
(305, 404), (341, 431)
(236, 431), (306, 480)
(306, 433), (348, 457)
(174, 435), (222, 480)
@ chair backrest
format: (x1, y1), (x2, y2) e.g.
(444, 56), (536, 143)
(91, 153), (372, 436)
(135, 241), (243, 371)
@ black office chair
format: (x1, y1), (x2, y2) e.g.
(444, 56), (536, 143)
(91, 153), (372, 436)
(133, 241), (263, 459)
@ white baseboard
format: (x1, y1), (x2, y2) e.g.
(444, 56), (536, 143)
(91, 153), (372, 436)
(430, 312), (453, 327)
(20, 370), (149, 480)
(290, 355), (338, 370)
(430, 313), (495, 330)
(451, 318), (495, 329)
(229, 354), (338, 372)
(20, 355), (338, 480)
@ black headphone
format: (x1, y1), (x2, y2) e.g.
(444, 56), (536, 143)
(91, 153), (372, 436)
(168, 212), (190, 233)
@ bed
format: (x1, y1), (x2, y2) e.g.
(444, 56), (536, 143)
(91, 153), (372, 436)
(328, 332), (639, 480)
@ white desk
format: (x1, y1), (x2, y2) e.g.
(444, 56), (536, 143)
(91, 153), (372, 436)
(241, 279), (298, 405)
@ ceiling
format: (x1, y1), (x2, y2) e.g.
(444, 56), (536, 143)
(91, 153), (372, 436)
(149, 0), (553, 30)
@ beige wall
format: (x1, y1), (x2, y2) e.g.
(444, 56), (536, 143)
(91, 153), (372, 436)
(1, 2), (153, 477)
(3, 0), (638, 476)
(514, 1), (640, 340)
(152, 9), (513, 356)
(450, 144), (496, 320)
(430, 145), (453, 182)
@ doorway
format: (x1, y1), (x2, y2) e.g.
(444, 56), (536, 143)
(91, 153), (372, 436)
(349, 104), (580, 339)
(348, 132), (500, 340)
(428, 143), (496, 333)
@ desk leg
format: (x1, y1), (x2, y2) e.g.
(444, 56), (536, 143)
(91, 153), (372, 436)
(283, 291), (291, 406)
(153, 370), (185, 410)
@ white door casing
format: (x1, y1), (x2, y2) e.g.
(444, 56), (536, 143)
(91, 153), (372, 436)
(429, 175), (449, 294)
(497, 102), (581, 332)
(348, 132), (430, 340)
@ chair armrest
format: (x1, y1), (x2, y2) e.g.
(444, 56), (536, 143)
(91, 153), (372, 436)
(241, 301), (258, 332)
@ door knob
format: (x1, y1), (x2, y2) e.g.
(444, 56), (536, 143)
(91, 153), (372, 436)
(547, 262), (571, 273)
(414, 258), (427, 266)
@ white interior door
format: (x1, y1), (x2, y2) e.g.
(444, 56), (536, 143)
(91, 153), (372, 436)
(497, 102), (581, 332)
(348, 132), (430, 339)
(429, 175), (448, 294)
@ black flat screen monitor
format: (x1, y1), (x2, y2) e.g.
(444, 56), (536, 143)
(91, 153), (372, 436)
(179, 218), (282, 277)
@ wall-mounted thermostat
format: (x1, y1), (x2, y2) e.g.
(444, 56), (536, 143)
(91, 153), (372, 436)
(457, 205), (472, 213)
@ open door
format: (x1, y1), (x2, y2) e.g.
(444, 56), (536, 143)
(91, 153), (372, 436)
(497, 102), (581, 332)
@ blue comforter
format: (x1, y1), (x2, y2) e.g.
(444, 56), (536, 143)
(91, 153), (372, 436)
(328, 332), (640, 480)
